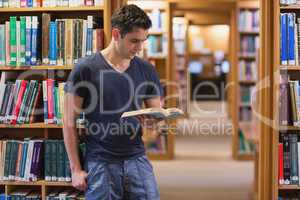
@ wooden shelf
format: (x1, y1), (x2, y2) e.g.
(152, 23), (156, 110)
(0, 180), (72, 186)
(278, 185), (300, 190)
(239, 55), (256, 59)
(280, 65), (300, 72)
(0, 6), (104, 12)
(279, 125), (300, 131)
(239, 30), (259, 35)
(147, 152), (171, 160)
(0, 123), (85, 129)
(280, 5), (300, 10)
(0, 66), (73, 70)
(148, 55), (167, 59)
(148, 30), (165, 35)
(239, 80), (257, 85)
(236, 153), (255, 161)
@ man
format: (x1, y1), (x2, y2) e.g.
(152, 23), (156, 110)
(63, 4), (163, 200)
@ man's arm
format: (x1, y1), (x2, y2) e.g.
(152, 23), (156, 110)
(62, 93), (87, 191)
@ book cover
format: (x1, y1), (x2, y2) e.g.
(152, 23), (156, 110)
(121, 107), (184, 120)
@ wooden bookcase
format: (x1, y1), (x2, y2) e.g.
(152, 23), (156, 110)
(0, 1), (127, 199)
(232, 0), (260, 161)
(258, 0), (300, 199)
(127, 0), (175, 160)
(172, 17), (190, 117)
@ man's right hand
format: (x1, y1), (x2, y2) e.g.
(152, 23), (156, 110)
(72, 170), (88, 191)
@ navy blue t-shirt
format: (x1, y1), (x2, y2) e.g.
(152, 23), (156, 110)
(64, 52), (163, 161)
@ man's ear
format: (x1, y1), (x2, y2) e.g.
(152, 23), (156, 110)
(112, 28), (121, 41)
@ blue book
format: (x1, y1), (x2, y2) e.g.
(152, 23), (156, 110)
(49, 22), (57, 65)
(288, 13), (296, 65)
(25, 16), (32, 66)
(30, 16), (38, 65)
(281, 13), (288, 65)
(86, 16), (93, 56)
(27, 0), (33, 7)
(0, 193), (5, 200)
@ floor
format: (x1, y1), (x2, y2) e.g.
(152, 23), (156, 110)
(152, 101), (254, 200)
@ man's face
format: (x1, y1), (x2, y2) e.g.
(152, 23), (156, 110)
(115, 27), (148, 59)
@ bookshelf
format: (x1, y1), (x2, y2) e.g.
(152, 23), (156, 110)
(173, 16), (190, 117)
(232, 0), (260, 161)
(0, 0), (125, 199)
(127, 0), (175, 160)
(257, 0), (300, 199)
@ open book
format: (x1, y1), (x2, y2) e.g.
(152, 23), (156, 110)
(121, 107), (184, 120)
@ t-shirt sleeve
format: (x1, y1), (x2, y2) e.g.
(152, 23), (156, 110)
(64, 63), (89, 98)
(145, 64), (164, 98)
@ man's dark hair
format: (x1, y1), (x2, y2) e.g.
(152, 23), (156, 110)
(111, 4), (152, 37)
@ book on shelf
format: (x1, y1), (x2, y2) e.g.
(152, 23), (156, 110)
(0, 15), (104, 67)
(280, 12), (300, 66)
(121, 107), (184, 120)
(145, 35), (167, 58)
(238, 129), (255, 154)
(240, 35), (259, 57)
(0, 0), (103, 8)
(278, 133), (300, 186)
(239, 60), (257, 81)
(46, 189), (84, 199)
(279, 78), (300, 126)
(147, 9), (166, 32)
(0, 139), (85, 183)
(239, 107), (252, 121)
(280, 0), (298, 6)
(240, 86), (254, 105)
(239, 9), (259, 32)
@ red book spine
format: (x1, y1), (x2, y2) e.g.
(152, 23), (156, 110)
(47, 79), (54, 124)
(279, 143), (284, 185)
(11, 80), (27, 125)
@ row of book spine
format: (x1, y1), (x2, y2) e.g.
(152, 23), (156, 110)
(0, 16), (39, 66)
(278, 133), (300, 185)
(279, 192), (300, 200)
(0, 191), (41, 200)
(147, 9), (166, 32)
(239, 60), (257, 81)
(0, 15), (104, 67)
(0, 139), (83, 182)
(239, 107), (252, 121)
(240, 35), (259, 56)
(0, 0), (102, 8)
(146, 35), (167, 57)
(240, 86), (254, 105)
(42, 14), (104, 66)
(42, 79), (65, 125)
(0, 139), (43, 182)
(0, 189), (85, 199)
(238, 129), (255, 154)
(280, 13), (300, 66)
(280, 0), (299, 5)
(0, 79), (42, 125)
(279, 80), (300, 126)
(238, 10), (259, 32)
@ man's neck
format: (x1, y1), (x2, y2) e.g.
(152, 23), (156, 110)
(101, 43), (131, 70)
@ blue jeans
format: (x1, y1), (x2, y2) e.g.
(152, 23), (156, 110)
(84, 155), (160, 200)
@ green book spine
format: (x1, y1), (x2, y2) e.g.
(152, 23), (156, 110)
(51, 140), (57, 181)
(0, 25), (5, 65)
(25, 81), (37, 123)
(4, 141), (11, 180)
(55, 86), (61, 124)
(44, 140), (52, 181)
(20, 16), (26, 66)
(9, 16), (17, 67)
(64, 142), (71, 182)
(57, 140), (64, 181)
